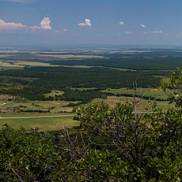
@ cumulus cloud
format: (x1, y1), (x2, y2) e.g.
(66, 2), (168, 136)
(40, 17), (52, 30)
(78, 18), (92, 27)
(0, 19), (27, 30)
(119, 21), (125, 25)
(140, 24), (146, 28)
(0, 17), (52, 31)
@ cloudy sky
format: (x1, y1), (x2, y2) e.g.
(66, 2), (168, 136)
(0, 0), (182, 48)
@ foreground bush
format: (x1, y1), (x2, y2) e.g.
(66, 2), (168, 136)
(1, 102), (182, 181)
(0, 127), (61, 181)
(76, 102), (182, 181)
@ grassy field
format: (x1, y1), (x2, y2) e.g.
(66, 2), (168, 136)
(0, 100), (78, 113)
(0, 60), (55, 70)
(38, 54), (105, 60)
(103, 88), (168, 100)
(93, 95), (174, 111)
(0, 114), (79, 131)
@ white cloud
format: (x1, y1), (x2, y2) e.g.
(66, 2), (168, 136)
(140, 24), (146, 28)
(78, 18), (92, 27)
(40, 17), (52, 30)
(151, 30), (163, 34)
(119, 21), (125, 25)
(0, 17), (52, 31)
(0, 19), (27, 30)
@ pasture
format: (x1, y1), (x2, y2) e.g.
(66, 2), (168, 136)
(0, 113), (78, 131)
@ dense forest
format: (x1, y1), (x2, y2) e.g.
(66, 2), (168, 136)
(0, 66), (163, 100)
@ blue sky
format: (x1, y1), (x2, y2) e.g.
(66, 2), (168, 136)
(0, 0), (182, 48)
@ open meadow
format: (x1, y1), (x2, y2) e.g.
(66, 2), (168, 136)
(0, 114), (78, 131)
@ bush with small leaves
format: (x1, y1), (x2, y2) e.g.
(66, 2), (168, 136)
(161, 67), (182, 107)
(0, 126), (62, 182)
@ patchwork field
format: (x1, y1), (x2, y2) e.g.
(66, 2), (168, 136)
(0, 100), (78, 113)
(0, 49), (181, 130)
